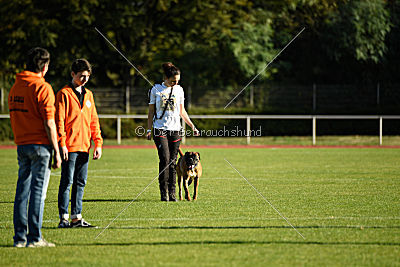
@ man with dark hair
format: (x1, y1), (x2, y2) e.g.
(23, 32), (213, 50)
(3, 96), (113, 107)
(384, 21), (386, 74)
(56, 58), (102, 228)
(8, 47), (61, 248)
(26, 47), (50, 73)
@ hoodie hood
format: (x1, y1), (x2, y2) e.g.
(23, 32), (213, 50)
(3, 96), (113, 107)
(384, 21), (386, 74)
(16, 71), (44, 84)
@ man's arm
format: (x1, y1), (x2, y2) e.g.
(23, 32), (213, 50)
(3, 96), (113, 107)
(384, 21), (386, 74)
(55, 92), (69, 161)
(38, 84), (61, 168)
(90, 96), (103, 160)
(44, 119), (61, 169)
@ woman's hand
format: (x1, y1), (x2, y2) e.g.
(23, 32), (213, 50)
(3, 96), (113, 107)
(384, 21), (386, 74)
(193, 127), (200, 136)
(147, 105), (155, 141)
(146, 130), (152, 140)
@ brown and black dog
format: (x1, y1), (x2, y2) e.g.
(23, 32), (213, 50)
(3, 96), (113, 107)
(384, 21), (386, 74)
(176, 148), (202, 201)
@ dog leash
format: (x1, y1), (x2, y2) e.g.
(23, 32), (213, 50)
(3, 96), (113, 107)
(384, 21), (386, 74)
(154, 86), (174, 121)
(178, 148), (184, 157)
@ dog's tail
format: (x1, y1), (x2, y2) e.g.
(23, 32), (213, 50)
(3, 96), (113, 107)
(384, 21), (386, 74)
(178, 148), (184, 157)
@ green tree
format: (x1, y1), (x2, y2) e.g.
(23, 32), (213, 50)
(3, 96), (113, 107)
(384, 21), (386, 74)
(0, 0), (61, 85)
(325, 0), (391, 63)
(1, 0), (397, 99)
(228, 16), (276, 80)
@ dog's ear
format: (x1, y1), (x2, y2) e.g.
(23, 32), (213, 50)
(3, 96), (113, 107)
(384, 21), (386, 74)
(196, 152), (200, 160)
(185, 152), (190, 157)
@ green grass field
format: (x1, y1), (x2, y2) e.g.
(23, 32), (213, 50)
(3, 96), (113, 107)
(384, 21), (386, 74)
(0, 147), (399, 266)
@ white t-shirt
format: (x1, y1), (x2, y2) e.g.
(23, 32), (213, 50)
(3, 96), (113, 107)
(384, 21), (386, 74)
(149, 83), (185, 131)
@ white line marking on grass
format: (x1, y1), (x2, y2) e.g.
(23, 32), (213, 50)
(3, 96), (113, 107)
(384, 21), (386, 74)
(94, 160), (175, 239)
(51, 173), (153, 178)
(88, 169), (135, 173)
(89, 175), (154, 179)
(0, 216), (399, 225)
(87, 168), (155, 173)
(224, 27), (306, 109)
(89, 176), (242, 180)
(224, 158), (306, 239)
(79, 216), (400, 222)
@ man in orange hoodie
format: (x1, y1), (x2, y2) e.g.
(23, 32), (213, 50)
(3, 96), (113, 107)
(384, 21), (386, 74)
(56, 58), (102, 228)
(9, 47), (61, 247)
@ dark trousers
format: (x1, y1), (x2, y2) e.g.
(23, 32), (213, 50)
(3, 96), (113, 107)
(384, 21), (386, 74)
(153, 128), (182, 201)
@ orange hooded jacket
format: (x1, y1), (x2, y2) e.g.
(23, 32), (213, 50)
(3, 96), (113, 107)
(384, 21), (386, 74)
(8, 71), (55, 145)
(55, 85), (102, 152)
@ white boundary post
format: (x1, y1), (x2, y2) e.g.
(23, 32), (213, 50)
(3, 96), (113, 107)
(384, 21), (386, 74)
(379, 117), (383, 146)
(246, 116), (251, 145)
(117, 116), (121, 144)
(312, 116), (316, 145)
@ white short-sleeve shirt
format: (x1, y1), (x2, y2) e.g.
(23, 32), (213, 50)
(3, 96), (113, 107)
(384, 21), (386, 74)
(149, 83), (185, 131)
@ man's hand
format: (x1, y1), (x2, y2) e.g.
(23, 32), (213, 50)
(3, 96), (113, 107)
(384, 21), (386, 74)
(52, 151), (62, 169)
(193, 128), (200, 136)
(93, 147), (102, 160)
(62, 146), (68, 161)
(44, 119), (62, 169)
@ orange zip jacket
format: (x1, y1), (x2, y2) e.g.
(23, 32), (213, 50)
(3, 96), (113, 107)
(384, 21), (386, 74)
(55, 85), (102, 152)
(8, 71), (55, 145)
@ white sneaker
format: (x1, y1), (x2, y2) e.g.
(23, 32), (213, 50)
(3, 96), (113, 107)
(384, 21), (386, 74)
(27, 238), (55, 247)
(13, 241), (26, 248)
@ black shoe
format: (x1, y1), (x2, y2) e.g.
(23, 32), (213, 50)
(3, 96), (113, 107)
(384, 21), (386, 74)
(168, 193), (177, 202)
(168, 187), (176, 202)
(160, 192), (168, 201)
(58, 219), (70, 228)
(70, 218), (96, 228)
(160, 186), (168, 201)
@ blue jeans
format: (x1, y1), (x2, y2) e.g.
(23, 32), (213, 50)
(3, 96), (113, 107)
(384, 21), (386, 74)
(14, 144), (52, 243)
(58, 152), (89, 218)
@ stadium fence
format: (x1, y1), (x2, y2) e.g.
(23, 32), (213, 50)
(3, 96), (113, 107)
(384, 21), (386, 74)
(2, 114), (398, 145)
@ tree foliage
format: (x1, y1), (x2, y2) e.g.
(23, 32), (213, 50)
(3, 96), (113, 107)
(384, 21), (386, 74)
(325, 0), (391, 63)
(0, 0), (398, 91)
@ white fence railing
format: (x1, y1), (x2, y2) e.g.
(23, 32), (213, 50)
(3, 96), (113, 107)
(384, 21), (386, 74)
(188, 115), (400, 145)
(2, 114), (399, 145)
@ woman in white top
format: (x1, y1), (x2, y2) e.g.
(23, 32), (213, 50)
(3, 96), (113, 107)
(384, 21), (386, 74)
(147, 62), (199, 201)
